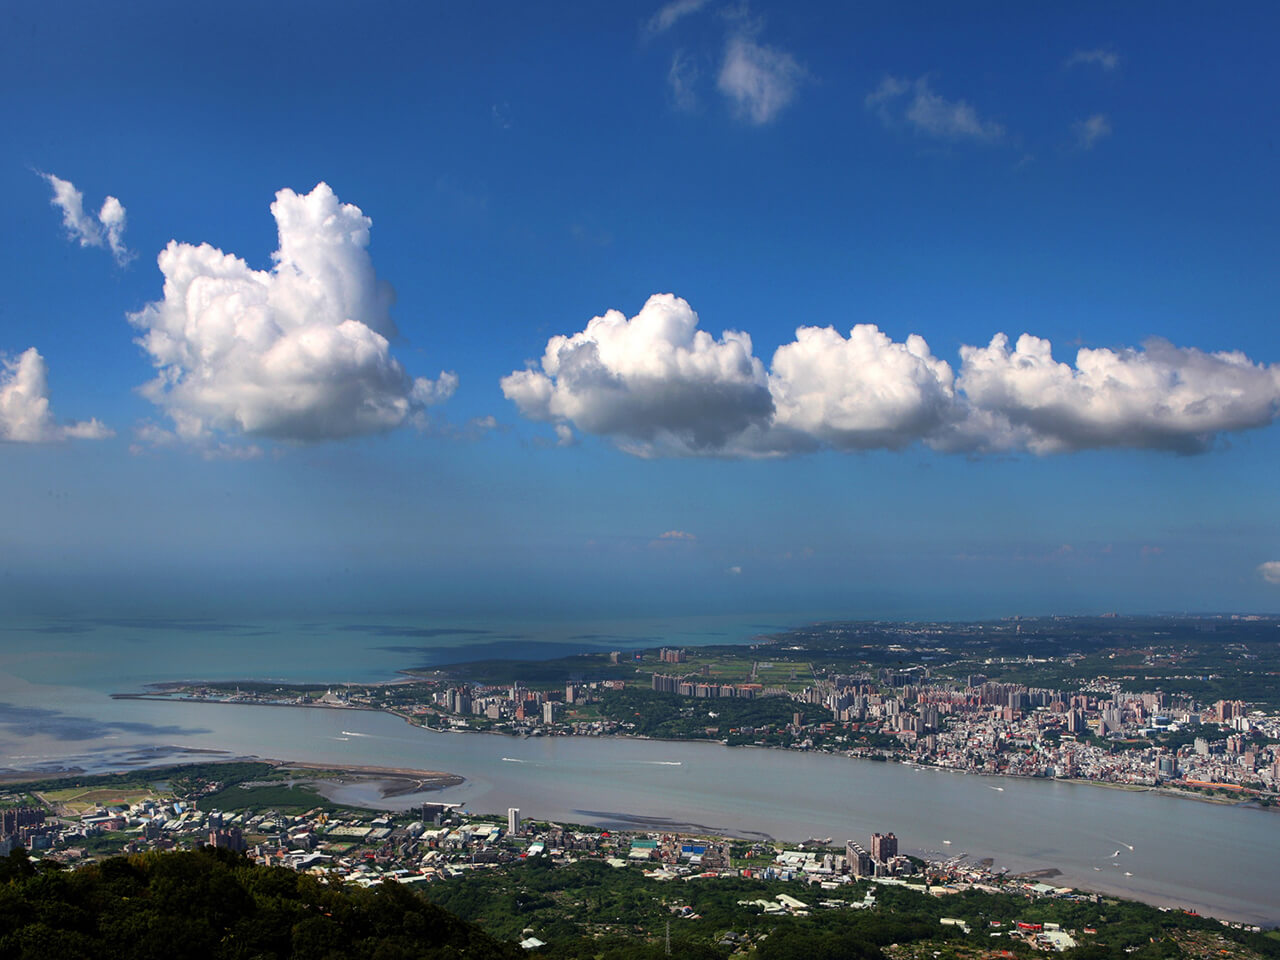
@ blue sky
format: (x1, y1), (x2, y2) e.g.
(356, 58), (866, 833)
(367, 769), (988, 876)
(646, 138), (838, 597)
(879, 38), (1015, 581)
(2, 0), (1279, 619)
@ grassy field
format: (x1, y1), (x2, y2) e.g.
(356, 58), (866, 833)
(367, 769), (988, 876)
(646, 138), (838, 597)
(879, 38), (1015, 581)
(199, 781), (324, 812)
(659, 652), (815, 690)
(39, 785), (161, 815)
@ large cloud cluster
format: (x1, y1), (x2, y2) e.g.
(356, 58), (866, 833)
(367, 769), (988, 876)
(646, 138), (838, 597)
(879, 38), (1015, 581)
(129, 183), (455, 444)
(0, 348), (111, 442)
(504, 295), (1280, 458)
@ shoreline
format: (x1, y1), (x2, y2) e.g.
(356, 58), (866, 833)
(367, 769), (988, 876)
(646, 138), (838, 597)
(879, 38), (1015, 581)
(0, 756), (466, 800)
(5, 727), (1274, 926)
(111, 693), (378, 711)
(108, 691), (1278, 813)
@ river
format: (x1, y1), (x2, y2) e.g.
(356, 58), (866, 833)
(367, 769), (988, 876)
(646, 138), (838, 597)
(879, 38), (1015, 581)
(1, 614), (1276, 926)
(57, 697), (1280, 926)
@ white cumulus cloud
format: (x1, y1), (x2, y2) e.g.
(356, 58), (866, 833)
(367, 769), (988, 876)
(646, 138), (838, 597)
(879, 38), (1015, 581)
(128, 182), (455, 446)
(953, 334), (1280, 454)
(717, 33), (805, 125)
(867, 76), (1005, 143)
(769, 325), (957, 451)
(39, 172), (133, 265)
(505, 294), (1280, 459)
(0, 347), (112, 442)
(1259, 561), (1280, 585)
(500, 294), (773, 457)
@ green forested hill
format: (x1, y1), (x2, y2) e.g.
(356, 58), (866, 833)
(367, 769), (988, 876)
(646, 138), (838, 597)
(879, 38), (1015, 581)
(3, 847), (1278, 960)
(0, 846), (520, 960)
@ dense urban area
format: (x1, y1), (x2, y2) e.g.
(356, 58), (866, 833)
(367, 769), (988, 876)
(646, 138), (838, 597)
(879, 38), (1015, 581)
(128, 616), (1280, 802)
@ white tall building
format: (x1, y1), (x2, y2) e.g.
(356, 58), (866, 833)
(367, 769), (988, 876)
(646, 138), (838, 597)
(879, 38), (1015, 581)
(508, 807), (520, 835)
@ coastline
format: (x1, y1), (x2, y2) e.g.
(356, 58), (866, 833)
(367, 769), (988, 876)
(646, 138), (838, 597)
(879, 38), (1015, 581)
(108, 691), (1278, 813)
(111, 693), (378, 711)
(10, 703), (1278, 926)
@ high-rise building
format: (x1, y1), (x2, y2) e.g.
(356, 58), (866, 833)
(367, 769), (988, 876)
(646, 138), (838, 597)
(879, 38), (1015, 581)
(507, 807), (520, 835)
(870, 832), (897, 863)
(651, 674), (679, 693)
(1, 808), (44, 835)
(541, 701), (555, 724)
(209, 826), (246, 852)
(845, 840), (872, 877)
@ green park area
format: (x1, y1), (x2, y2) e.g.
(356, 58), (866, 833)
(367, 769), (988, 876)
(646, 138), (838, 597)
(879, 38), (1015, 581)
(38, 785), (163, 817)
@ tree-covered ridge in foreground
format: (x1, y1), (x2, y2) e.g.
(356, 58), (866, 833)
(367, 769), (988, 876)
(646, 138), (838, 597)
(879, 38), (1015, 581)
(424, 858), (1280, 960)
(0, 846), (520, 960)
(3, 848), (1280, 960)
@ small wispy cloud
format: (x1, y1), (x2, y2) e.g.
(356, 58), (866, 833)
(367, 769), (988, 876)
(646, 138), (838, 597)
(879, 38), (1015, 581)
(646, 0), (711, 37)
(668, 49), (699, 111)
(1073, 113), (1112, 150)
(1067, 48), (1120, 71)
(38, 172), (134, 266)
(867, 76), (1004, 143)
(726, 565), (743, 575)
(659, 529), (697, 541)
(717, 32), (806, 125)
(1259, 561), (1280, 585)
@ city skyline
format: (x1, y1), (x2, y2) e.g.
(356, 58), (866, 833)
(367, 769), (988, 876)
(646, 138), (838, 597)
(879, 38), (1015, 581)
(3, 1), (1280, 618)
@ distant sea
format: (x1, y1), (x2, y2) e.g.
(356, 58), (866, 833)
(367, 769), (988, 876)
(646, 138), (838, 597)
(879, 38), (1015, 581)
(0, 611), (799, 774)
